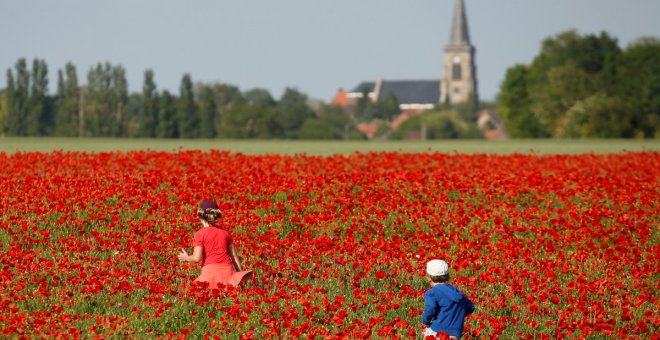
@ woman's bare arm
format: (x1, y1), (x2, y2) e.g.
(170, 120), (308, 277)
(228, 243), (243, 271)
(178, 246), (203, 263)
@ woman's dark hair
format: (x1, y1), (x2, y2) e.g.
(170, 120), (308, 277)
(197, 208), (222, 223)
(429, 274), (450, 283)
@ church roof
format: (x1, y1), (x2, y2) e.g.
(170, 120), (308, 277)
(351, 82), (375, 93)
(449, 0), (471, 46)
(380, 80), (440, 105)
(350, 80), (440, 105)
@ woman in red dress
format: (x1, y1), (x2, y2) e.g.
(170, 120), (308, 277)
(178, 200), (252, 288)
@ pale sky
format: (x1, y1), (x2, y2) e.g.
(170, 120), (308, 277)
(1, 0), (658, 102)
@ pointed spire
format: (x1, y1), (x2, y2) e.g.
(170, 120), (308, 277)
(449, 0), (470, 46)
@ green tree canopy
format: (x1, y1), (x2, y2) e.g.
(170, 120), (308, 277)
(559, 93), (633, 138)
(391, 109), (480, 140)
(203, 83), (245, 138)
(220, 103), (280, 139)
(244, 88), (276, 107)
(612, 37), (660, 138)
(300, 104), (361, 140)
(276, 87), (315, 139)
(498, 30), (657, 138)
(497, 65), (546, 138)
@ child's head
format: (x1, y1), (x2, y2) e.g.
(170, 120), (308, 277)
(426, 259), (450, 283)
(197, 199), (223, 224)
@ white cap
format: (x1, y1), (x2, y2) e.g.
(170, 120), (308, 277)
(426, 259), (449, 276)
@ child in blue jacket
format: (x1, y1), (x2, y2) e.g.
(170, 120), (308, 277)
(422, 259), (475, 339)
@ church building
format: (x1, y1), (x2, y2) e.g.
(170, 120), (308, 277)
(331, 0), (478, 130)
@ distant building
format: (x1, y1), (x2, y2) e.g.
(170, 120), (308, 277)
(335, 79), (440, 115)
(332, 0), (478, 134)
(477, 109), (508, 140)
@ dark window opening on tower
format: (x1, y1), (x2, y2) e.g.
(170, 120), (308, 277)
(452, 63), (462, 80)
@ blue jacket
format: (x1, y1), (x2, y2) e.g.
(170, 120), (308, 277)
(422, 283), (475, 337)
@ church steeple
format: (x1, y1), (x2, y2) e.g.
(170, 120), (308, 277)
(449, 0), (470, 46)
(440, 0), (478, 108)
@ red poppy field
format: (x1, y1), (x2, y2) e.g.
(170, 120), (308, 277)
(1, 150), (658, 339)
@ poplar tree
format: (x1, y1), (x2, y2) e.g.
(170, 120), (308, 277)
(0, 83), (10, 136)
(111, 65), (128, 137)
(86, 62), (128, 136)
(7, 59), (30, 136)
(26, 59), (50, 136)
(157, 90), (177, 138)
(5, 70), (16, 136)
(198, 85), (217, 138)
(140, 69), (158, 137)
(86, 63), (110, 136)
(54, 63), (79, 136)
(177, 74), (198, 138)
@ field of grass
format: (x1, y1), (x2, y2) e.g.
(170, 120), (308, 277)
(1, 137), (659, 155)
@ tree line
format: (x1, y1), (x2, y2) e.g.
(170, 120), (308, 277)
(497, 30), (660, 138)
(2, 30), (658, 140)
(0, 59), (375, 139)
(0, 59), (487, 140)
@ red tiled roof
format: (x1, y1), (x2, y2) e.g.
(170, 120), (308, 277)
(331, 89), (349, 107)
(391, 109), (425, 129)
(356, 123), (379, 139)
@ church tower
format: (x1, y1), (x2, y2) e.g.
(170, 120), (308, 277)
(440, 0), (478, 107)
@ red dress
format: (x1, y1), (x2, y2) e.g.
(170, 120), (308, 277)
(192, 226), (252, 288)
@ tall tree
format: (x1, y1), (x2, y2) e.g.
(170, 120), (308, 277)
(111, 65), (128, 136)
(300, 104), (355, 140)
(197, 85), (217, 138)
(54, 62), (79, 136)
(26, 59), (50, 136)
(208, 83), (245, 138)
(244, 88), (275, 107)
(613, 37), (660, 138)
(55, 69), (66, 134)
(124, 93), (143, 137)
(7, 58), (30, 136)
(85, 62), (111, 136)
(177, 74), (198, 138)
(140, 69), (158, 137)
(4, 70), (16, 136)
(157, 90), (177, 138)
(559, 93), (632, 138)
(531, 62), (598, 135)
(276, 87), (315, 139)
(497, 65), (545, 137)
(85, 62), (128, 136)
(499, 30), (631, 138)
(0, 89), (7, 136)
(221, 103), (279, 139)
